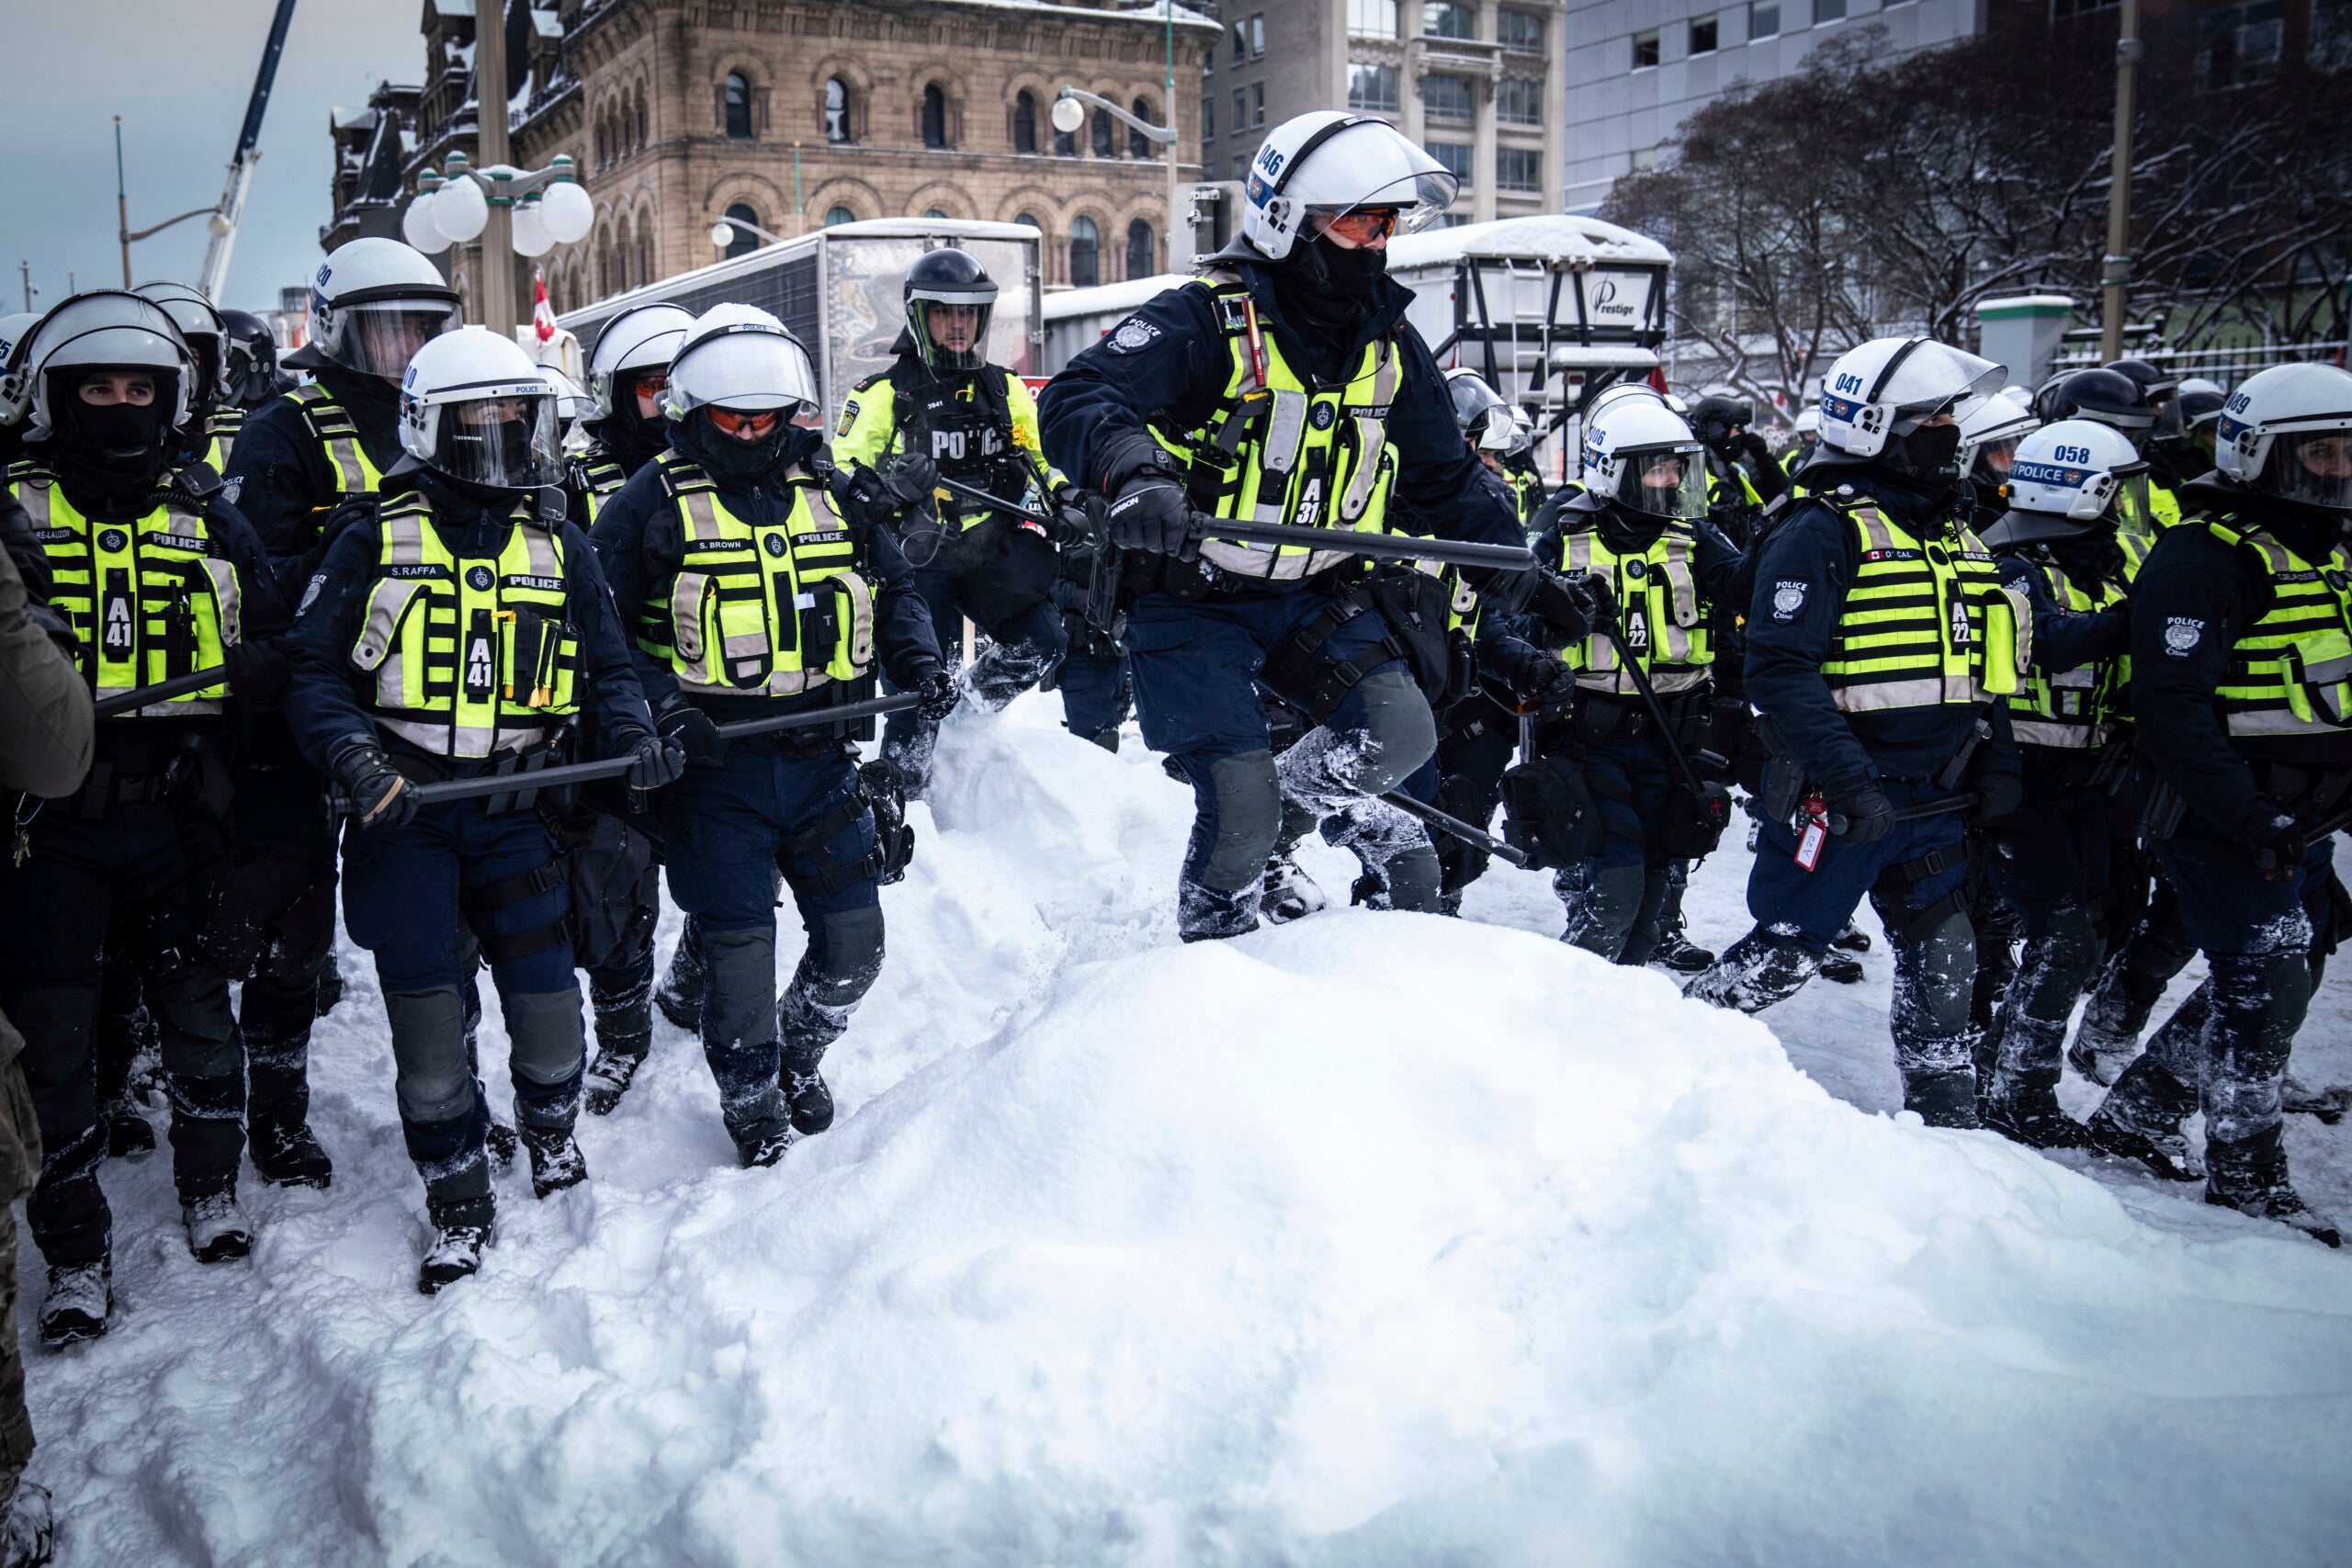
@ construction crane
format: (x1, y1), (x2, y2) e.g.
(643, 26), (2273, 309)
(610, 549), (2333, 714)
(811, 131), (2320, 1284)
(197, 0), (300, 301)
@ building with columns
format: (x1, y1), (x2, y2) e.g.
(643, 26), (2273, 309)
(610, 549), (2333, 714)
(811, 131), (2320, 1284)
(1203, 0), (1566, 223)
(332, 0), (1220, 325)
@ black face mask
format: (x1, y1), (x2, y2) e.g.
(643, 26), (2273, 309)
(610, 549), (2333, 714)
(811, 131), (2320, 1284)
(1884, 421), (1962, 483)
(1310, 232), (1388, 302)
(592, 409), (672, 471)
(53, 390), (174, 508)
(677, 410), (820, 483)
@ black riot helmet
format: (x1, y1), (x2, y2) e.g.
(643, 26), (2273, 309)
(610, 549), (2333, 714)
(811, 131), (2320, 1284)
(2036, 367), (2154, 444)
(904, 248), (997, 374)
(2106, 356), (2183, 442)
(1688, 394), (1752, 454)
(220, 310), (282, 409)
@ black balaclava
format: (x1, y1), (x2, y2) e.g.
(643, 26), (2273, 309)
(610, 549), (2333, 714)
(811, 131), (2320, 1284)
(673, 409), (820, 487)
(50, 372), (176, 514)
(313, 362), (405, 463)
(1595, 496), (1670, 558)
(585, 370), (674, 473)
(1268, 232), (1387, 382)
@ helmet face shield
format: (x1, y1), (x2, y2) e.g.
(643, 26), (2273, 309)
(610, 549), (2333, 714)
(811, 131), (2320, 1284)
(910, 298), (994, 373)
(2263, 430), (2352, 512)
(1308, 169), (1459, 241)
(329, 298), (463, 380)
(662, 328), (819, 419)
(1970, 434), (2023, 484)
(1613, 444), (1708, 518)
(434, 393), (563, 490)
(2113, 471), (2154, 535)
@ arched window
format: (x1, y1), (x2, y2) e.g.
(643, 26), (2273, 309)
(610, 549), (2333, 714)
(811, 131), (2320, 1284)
(923, 209), (949, 220)
(723, 202), (761, 259)
(1091, 108), (1117, 159)
(1069, 216), (1100, 288)
(632, 213), (651, 290)
(825, 78), (852, 143)
(724, 72), (753, 139)
(921, 84), (947, 149)
(1126, 219), (1155, 279)
(1012, 90), (1038, 154)
(634, 85), (648, 149)
(1130, 98), (1156, 159)
(824, 205), (856, 228)
(1014, 210), (1044, 231)
(1053, 118), (1078, 157)
(594, 118), (608, 169)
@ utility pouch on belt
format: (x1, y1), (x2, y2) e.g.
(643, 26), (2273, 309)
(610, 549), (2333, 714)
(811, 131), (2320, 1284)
(1754, 712), (1811, 827)
(1499, 754), (1601, 870)
(1363, 566), (1453, 709)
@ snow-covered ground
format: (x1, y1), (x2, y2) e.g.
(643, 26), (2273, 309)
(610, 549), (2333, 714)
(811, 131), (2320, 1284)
(24, 694), (2352, 1566)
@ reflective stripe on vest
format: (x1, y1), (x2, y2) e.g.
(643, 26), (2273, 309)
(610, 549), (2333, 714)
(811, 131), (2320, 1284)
(346, 493), (579, 758)
(285, 383), (382, 498)
(1149, 271), (1401, 581)
(1557, 521), (1712, 695)
(203, 406), (244, 473)
(2006, 554), (2130, 750)
(577, 458), (628, 525)
(1821, 500), (2030, 714)
(637, 454), (874, 698)
(2206, 513), (2352, 738)
(9, 464), (241, 717)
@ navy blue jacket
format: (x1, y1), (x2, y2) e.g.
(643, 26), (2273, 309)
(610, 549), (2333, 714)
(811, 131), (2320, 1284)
(1995, 545), (2131, 679)
(585, 455), (943, 721)
(283, 472), (651, 773)
(221, 368), (404, 567)
(2128, 484), (2352, 840)
(1743, 468), (2018, 796)
(1035, 258), (1522, 572)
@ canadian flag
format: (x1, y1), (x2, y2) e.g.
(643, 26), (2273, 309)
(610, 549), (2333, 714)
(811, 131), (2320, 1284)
(532, 267), (556, 345)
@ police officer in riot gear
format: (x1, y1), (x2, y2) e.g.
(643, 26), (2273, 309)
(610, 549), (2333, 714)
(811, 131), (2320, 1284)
(220, 310), (288, 412)
(284, 329), (677, 1292)
(1972, 420), (2145, 1148)
(1686, 336), (2029, 1129)
(1689, 392), (1788, 533)
(133, 282), (237, 471)
(1038, 111), (1537, 941)
(0, 292), (296, 1339)
(560, 302), (695, 1114)
(1508, 393), (1742, 961)
(835, 248), (1086, 795)
(2079, 364), (2352, 1246)
(1955, 390), (2039, 529)
(592, 305), (951, 1170)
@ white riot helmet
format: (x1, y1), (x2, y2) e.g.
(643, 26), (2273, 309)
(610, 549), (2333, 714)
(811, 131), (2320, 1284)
(1240, 112), (1458, 263)
(587, 302), (693, 422)
(2212, 362), (2352, 513)
(7, 291), (196, 438)
(134, 281), (229, 419)
(661, 303), (820, 423)
(1816, 337), (2006, 476)
(1446, 367), (1513, 452)
(308, 237), (462, 382)
(1957, 390), (2040, 488)
(1580, 392), (1708, 520)
(396, 328), (565, 491)
(1792, 407), (1820, 436)
(1507, 403), (1536, 458)
(543, 367), (593, 428)
(1981, 420), (2150, 547)
(2177, 376), (2225, 401)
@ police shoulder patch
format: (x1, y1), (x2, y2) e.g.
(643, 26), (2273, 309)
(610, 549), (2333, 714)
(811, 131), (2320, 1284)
(836, 398), (861, 437)
(2163, 616), (2204, 657)
(297, 572), (327, 616)
(1107, 317), (1162, 355)
(1771, 580), (1807, 620)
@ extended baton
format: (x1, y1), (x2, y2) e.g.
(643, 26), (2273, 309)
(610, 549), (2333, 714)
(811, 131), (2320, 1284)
(92, 664), (231, 719)
(1826, 793), (1981, 836)
(933, 474), (1055, 528)
(1185, 513), (1534, 572)
(401, 694), (922, 807)
(1378, 789), (1532, 869)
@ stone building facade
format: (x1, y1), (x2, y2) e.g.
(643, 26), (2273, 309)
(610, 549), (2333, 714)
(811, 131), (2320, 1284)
(487, 0), (1223, 317)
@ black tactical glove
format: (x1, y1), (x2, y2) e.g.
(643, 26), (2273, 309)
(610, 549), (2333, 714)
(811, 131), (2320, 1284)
(1047, 487), (1097, 547)
(1971, 768), (2025, 824)
(882, 452), (939, 510)
(614, 727), (686, 790)
(223, 637), (292, 712)
(330, 740), (417, 830)
(1830, 781), (1897, 844)
(1514, 653), (1577, 708)
(1740, 430), (1777, 469)
(657, 700), (729, 767)
(1104, 472), (1198, 558)
(2251, 811), (2306, 875)
(912, 666), (960, 721)
(1526, 570), (1603, 644)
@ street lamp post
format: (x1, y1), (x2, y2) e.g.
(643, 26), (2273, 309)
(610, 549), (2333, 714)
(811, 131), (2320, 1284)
(708, 213), (799, 253)
(1052, 87), (1182, 275)
(404, 152), (594, 332)
(114, 117), (231, 290)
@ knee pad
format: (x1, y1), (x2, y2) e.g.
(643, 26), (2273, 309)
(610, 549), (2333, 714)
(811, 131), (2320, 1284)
(385, 987), (476, 1127)
(147, 969), (243, 1083)
(1341, 671), (1439, 798)
(1377, 840), (1442, 915)
(799, 907), (886, 1010)
(2207, 951), (2312, 1091)
(700, 925), (779, 1051)
(1199, 750), (1283, 895)
(503, 988), (587, 1088)
(2006, 902), (2106, 1025)
(1890, 908), (1976, 1043)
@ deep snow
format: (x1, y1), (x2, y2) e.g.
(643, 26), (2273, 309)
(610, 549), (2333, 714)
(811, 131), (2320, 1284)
(23, 694), (2352, 1566)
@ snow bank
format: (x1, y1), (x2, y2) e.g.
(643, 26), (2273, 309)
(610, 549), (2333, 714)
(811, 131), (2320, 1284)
(26, 697), (2352, 1565)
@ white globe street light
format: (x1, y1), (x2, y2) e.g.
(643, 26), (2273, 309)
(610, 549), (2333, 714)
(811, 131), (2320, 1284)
(1049, 96), (1087, 137)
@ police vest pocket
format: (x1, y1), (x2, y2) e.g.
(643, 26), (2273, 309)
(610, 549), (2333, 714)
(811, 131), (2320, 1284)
(499, 606), (577, 709)
(350, 578), (430, 672)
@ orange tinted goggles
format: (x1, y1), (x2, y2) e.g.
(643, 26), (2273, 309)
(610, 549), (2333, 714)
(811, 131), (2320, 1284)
(1321, 208), (1401, 245)
(707, 406), (782, 438)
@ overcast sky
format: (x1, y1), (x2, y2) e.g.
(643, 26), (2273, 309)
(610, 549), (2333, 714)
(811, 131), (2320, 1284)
(1, 0), (422, 318)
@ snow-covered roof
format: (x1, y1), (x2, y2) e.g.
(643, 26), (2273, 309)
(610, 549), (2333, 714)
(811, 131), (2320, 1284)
(1043, 274), (1191, 321)
(907, 0), (1220, 29)
(332, 107), (379, 131)
(531, 7), (562, 37)
(1386, 214), (1673, 272)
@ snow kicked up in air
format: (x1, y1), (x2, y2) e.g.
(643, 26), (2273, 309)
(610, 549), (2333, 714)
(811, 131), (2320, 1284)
(24, 694), (2352, 1565)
